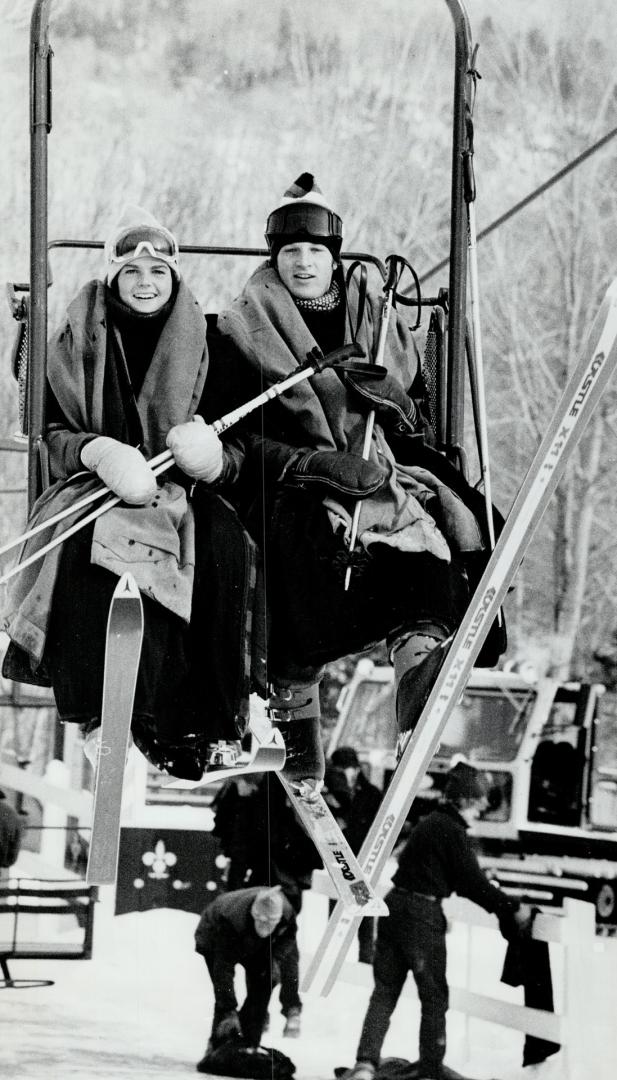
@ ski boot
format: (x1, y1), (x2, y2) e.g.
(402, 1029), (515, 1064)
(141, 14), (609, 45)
(282, 1006), (301, 1038)
(392, 629), (452, 737)
(268, 680), (325, 798)
(339, 1062), (376, 1080)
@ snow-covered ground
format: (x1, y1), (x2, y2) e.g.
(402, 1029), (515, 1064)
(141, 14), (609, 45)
(2, 883), (607, 1080)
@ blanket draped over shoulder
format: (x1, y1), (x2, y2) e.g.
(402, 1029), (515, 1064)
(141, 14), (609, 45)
(219, 266), (481, 559)
(2, 279), (209, 670)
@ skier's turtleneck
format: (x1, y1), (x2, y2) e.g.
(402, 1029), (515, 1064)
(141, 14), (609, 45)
(105, 283), (177, 396)
(291, 266), (347, 358)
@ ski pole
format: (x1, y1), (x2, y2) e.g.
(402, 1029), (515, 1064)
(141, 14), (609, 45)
(0, 448), (172, 562)
(464, 98), (504, 633)
(343, 254), (416, 591)
(0, 342), (363, 588)
(465, 145), (497, 551)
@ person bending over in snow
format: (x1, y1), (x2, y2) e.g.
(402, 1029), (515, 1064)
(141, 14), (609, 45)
(218, 173), (505, 793)
(2, 206), (265, 782)
(194, 885), (297, 1070)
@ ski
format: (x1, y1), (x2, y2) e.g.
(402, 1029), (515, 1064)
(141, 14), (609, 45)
(278, 776), (388, 917)
(86, 572), (144, 886)
(303, 277), (617, 994)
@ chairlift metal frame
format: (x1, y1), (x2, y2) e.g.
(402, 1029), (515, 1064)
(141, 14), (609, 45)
(24, 0), (478, 510)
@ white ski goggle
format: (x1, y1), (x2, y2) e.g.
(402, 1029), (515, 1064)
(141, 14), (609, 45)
(107, 226), (179, 272)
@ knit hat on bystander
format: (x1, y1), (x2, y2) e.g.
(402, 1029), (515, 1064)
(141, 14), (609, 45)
(444, 759), (489, 803)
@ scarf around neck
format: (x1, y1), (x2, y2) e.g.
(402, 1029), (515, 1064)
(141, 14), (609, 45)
(47, 278), (208, 458)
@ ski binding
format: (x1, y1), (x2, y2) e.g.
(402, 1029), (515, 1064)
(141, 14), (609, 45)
(164, 721), (286, 788)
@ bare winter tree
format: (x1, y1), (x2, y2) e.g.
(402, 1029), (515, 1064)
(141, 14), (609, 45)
(476, 8), (617, 678)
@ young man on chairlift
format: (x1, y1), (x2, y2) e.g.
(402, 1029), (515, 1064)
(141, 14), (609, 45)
(218, 173), (505, 792)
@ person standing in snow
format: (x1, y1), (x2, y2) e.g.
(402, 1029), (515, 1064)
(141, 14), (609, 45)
(218, 173), (505, 793)
(343, 761), (529, 1080)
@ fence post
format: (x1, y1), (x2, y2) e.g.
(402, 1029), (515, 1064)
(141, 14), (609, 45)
(40, 758), (70, 867)
(561, 898), (616, 1080)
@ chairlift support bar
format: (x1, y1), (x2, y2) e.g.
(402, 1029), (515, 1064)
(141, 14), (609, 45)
(26, 0), (474, 510)
(445, 0), (474, 452)
(29, 0), (52, 509)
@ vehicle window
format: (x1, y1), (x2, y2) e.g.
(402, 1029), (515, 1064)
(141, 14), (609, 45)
(337, 679), (398, 753)
(528, 740), (581, 824)
(481, 770), (513, 823)
(589, 695), (617, 829)
(437, 688), (535, 762)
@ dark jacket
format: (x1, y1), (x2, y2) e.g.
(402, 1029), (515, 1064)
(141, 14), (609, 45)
(393, 802), (518, 930)
(212, 778), (322, 901)
(194, 887), (297, 1016)
(323, 767), (382, 855)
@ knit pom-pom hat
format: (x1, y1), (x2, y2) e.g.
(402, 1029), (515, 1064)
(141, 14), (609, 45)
(265, 172), (343, 259)
(104, 205), (180, 285)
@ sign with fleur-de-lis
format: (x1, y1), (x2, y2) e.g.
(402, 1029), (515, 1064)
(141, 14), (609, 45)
(142, 839), (177, 880)
(115, 828), (226, 915)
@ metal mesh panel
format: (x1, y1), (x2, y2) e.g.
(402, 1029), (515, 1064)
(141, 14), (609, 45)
(15, 325), (29, 435)
(9, 293), (29, 437)
(423, 308), (440, 433)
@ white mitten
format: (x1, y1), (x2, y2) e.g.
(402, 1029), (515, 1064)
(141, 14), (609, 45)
(80, 436), (157, 505)
(166, 416), (223, 483)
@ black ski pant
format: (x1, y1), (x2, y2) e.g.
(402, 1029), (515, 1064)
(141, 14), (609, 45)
(356, 888), (448, 1078)
(278, 940), (301, 1016)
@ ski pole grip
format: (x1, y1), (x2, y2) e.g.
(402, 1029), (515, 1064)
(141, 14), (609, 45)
(385, 254), (401, 293)
(302, 342), (366, 374)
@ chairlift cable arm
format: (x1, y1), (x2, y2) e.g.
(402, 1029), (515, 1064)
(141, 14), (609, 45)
(421, 124), (617, 285)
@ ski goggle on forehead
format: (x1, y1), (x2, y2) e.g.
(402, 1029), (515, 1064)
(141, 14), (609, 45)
(109, 226), (179, 264)
(265, 203), (343, 243)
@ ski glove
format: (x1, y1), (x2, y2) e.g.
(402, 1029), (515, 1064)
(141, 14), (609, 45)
(215, 1012), (243, 1042)
(166, 415), (223, 483)
(282, 448), (388, 497)
(344, 369), (418, 435)
(80, 436), (157, 505)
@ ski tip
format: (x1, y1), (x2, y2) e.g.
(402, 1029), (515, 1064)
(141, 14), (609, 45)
(114, 571), (141, 599)
(606, 277), (617, 303)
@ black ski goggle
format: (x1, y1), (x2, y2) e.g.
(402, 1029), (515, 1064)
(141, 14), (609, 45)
(265, 203), (343, 246)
